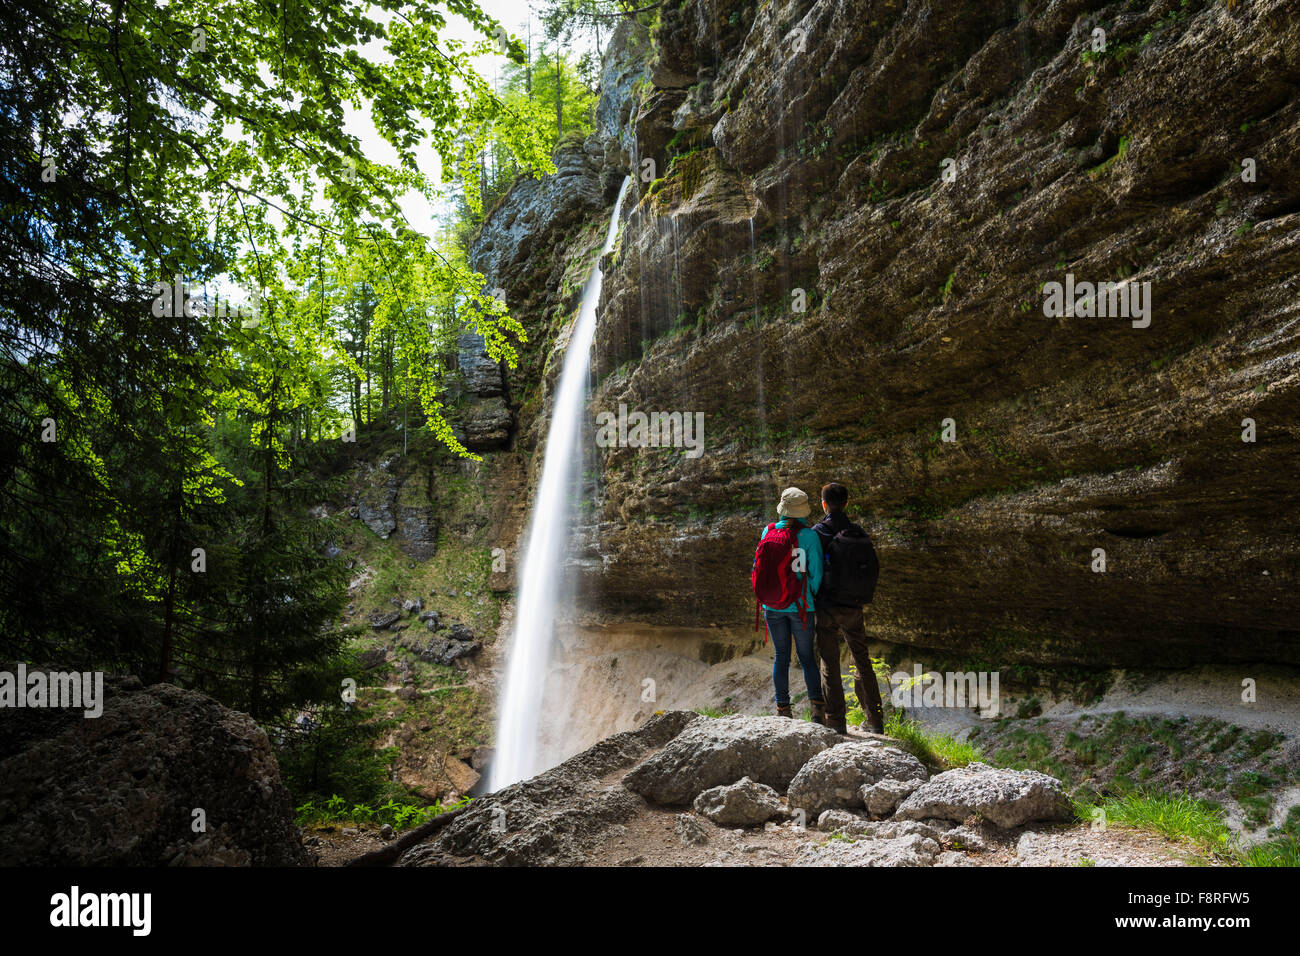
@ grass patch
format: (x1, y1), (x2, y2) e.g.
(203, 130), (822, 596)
(1115, 742), (1157, 774)
(1065, 731), (1104, 765)
(1245, 729), (1283, 758)
(1229, 770), (1275, 800)
(1238, 794), (1274, 829)
(1208, 724), (1242, 754)
(1076, 792), (1233, 858)
(1236, 835), (1300, 867)
(1280, 805), (1300, 837)
(694, 706), (737, 718)
(885, 712), (983, 771)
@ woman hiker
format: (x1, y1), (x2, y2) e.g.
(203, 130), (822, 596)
(753, 487), (827, 721)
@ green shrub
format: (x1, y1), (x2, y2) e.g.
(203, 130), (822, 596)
(295, 794), (471, 830)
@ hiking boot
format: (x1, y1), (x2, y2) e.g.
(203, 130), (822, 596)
(776, 704), (793, 718)
(828, 715), (848, 735)
(810, 700), (827, 726)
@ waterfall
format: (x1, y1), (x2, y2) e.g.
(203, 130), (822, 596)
(490, 175), (632, 791)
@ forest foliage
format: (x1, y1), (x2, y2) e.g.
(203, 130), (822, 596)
(0, 0), (627, 812)
(0, 0), (581, 707)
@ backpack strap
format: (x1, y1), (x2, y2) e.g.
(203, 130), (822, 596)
(788, 522), (807, 627)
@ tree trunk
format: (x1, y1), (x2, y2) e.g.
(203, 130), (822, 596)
(159, 479), (181, 684)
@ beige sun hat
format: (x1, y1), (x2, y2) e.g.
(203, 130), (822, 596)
(776, 486), (811, 518)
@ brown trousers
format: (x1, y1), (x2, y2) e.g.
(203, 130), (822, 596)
(814, 604), (885, 732)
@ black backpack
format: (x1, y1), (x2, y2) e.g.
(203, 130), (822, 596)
(822, 523), (879, 606)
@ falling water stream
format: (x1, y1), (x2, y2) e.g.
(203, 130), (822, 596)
(490, 175), (632, 791)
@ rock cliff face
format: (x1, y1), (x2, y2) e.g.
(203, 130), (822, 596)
(479, 0), (1300, 670)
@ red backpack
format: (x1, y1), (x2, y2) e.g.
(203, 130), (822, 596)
(751, 521), (809, 639)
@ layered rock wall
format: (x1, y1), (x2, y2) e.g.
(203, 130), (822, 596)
(480, 0), (1300, 669)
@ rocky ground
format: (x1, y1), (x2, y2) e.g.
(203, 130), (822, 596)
(511, 618), (1300, 848)
(361, 712), (1193, 868)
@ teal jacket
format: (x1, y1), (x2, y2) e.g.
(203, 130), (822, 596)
(758, 518), (823, 614)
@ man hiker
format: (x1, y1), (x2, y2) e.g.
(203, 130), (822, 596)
(812, 482), (885, 734)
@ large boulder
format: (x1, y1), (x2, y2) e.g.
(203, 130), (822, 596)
(622, 716), (840, 805)
(445, 622), (476, 642)
(816, 808), (873, 836)
(0, 675), (306, 866)
(787, 741), (929, 818)
(401, 711), (699, 866)
(894, 762), (1072, 829)
(369, 609), (401, 630)
(692, 776), (784, 827)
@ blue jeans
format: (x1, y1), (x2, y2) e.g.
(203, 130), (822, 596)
(765, 609), (823, 707)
